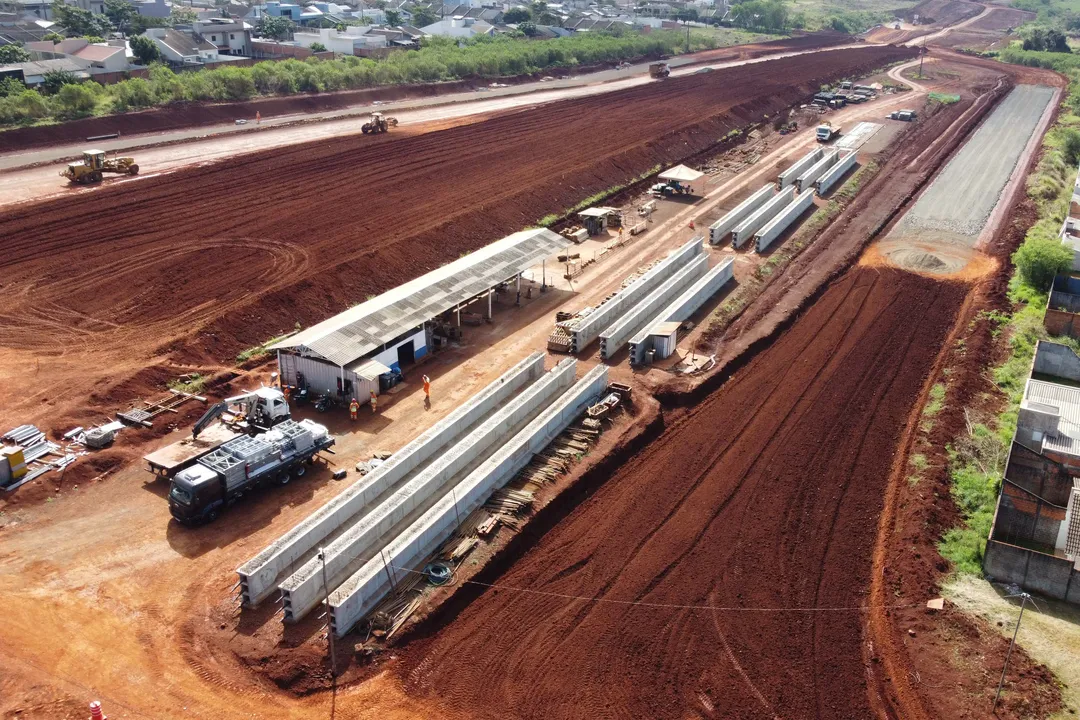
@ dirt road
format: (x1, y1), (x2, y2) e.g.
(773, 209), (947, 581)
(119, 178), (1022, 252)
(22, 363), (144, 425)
(402, 268), (968, 719)
(0, 45), (914, 433)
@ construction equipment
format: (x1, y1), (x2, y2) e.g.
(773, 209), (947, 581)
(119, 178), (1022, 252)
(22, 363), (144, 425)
(816, 122), (840, 143)
(361, 111), (399, 135)
(649, 62), (670, 79)
(143, 387), (291, 480)
(888, 109), (917, 121)
(168, 419), (334, 525)
(60, 149), (139, 184)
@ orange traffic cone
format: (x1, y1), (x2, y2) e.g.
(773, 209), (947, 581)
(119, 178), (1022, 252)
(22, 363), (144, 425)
(688, 220), (696, 231)
(89, 701), (107, 720)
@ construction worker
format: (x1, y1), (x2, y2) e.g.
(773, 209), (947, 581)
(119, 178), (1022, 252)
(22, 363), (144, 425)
(688, 220), (696, 231)
(349, 397), (359, 421)
(422, 375), (431, 400)
(256, 110), (261, 124)
(370, 390), (378, 413)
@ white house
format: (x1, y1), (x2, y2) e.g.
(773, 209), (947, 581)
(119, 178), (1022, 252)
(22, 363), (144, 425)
(26, 37), (130, 72)
(193, 17), (252, 56)
(143, 27), (219, 63)
(420, 16), (493, 37)
(292, 25), (388, 52)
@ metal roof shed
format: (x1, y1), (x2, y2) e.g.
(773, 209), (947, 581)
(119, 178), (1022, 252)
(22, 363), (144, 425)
(272, 228), (566, 369)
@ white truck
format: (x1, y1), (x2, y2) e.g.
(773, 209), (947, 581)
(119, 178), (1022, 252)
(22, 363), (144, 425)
(816, 123), (840, 143)
(168, 419), (334, 525)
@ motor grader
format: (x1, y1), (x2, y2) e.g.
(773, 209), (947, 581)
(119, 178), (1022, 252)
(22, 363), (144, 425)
(361, 111), (399, 135)
(61, 149), (139, 184)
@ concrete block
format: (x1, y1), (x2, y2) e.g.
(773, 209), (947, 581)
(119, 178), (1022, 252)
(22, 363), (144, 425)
(279, 358), (577, 621)
(709, 185), (774, 244)
(732, 189), (793, 248)
(755, 189), (816, 253)
(599, 255), (708, 360)
(329, 365), (609, 637)
(236, 352), (545, 607)
(1033, 341), (1080, 383)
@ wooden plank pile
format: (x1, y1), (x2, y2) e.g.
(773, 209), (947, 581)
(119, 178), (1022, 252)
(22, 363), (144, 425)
(118, 388), (205, 428)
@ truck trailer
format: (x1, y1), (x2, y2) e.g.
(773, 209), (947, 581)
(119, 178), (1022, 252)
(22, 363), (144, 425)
(168, 419), (334, 525)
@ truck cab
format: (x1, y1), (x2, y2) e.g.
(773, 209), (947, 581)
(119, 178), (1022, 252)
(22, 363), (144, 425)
(169, 463), (226, 523)
(816, 123), (839, 142)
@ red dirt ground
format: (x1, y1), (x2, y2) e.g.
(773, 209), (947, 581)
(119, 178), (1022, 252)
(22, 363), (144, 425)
(0, 34), (853, 154)
(400, 267), (968, 720)
(0, 45), (915, 432)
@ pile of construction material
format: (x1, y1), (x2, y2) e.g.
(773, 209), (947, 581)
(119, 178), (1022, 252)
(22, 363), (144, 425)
(1, 424), (99, 491)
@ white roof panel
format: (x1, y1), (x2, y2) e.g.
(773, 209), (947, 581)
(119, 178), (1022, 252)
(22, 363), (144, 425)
(1025, 379), (1080, 457)
(273, 228), (565, 366)
(658, 164), (704, 182)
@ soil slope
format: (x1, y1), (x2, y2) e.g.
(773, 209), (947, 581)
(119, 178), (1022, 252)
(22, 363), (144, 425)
(402, 267), (967, 719)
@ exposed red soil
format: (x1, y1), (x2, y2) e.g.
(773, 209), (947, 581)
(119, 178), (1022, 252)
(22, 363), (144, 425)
(902, 0), (984, 26)
(0, 34), (853, 154)
(0, 45), (915, 433)
(399, 267), (967, 719)
(932, 7), (1034, 50)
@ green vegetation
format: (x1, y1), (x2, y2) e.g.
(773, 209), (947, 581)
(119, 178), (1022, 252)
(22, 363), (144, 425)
(0, 29), (722, 128)
(0, 45), (30, 64)
(236, 333), (291, 365)
(168, 373), (207, 395)
(927, 92), (961, 104)
(129, 34), (161, 65)
(537, 164), (661, 227)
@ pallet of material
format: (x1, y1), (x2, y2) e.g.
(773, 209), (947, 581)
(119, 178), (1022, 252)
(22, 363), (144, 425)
(547, 325), (574, 353)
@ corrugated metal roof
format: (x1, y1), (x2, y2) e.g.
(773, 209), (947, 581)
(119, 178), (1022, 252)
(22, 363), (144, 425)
(273, 228), (565, 366)
(1025, 379), (1080, 457)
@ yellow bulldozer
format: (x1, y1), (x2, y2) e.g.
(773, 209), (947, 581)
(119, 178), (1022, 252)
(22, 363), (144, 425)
(361, 111), (399, 135)
(61, 149), (139, 184)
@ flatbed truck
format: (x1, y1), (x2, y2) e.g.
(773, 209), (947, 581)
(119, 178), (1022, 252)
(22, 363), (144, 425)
(168, 418), (334, 525)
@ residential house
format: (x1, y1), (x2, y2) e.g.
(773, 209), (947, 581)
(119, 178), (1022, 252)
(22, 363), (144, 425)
(366, 24), (420, 45)
(143, 26), (219, 63)
(70, 0), (106, 14)
(0, 57), (88, 85)
(292, 24), (388, 52)
(439, 4), (503, 22)
(0, 18), (56, 43)
(194, 17), (252, 56)
(1060, 163), (1080, 272)
(265, 0), (303, 20)
(132, 0), (172, 18)
(26, 37), (131, 72)
(419, 15), (487, 37)
(6, 0), (53, 20)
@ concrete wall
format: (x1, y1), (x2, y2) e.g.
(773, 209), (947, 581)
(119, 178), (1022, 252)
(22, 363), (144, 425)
(236, 352), (545, 606)
(1033, 341), (1080, 382)
(778, 147), (823, 189)
(329, 365), (609, 636)
(732, 189), (793, 249)
(279, 358), (577, 621)
(755, 189), (816, 253)
(598, 255), (708, 360)
(795, 150), (838, 193)
(571, 238), (702, 352)
(984, 540), (1080, 604)
(816, 151), (857, 194)
(709, 185), (774, 245)
(629, 257), (734, 366)
(1044, 308), (1080, 339)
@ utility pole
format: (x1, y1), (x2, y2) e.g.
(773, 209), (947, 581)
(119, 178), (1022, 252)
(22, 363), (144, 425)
(994, 592), (1033, 711)
(918, 35), (925, 79)
(685, 20), (690, 53)
(317, 548), (338, 678)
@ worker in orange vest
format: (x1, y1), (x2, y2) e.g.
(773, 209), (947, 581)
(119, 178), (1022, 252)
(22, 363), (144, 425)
(370, 390), (378, 413)
(688, 220), (696, 231)
(349, 397), (359, 420)
(256, 110), (261, 124)
(422, 375), (431, 409)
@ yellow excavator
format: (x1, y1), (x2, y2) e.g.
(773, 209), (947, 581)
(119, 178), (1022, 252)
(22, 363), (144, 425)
(361, 111), (399, 135)
(61, 149), (139, 184)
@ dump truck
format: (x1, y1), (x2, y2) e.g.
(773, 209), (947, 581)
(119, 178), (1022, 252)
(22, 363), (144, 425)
(61, 149), (139, 184)
(649, 62), (670, 79)
(144, 387), (291, 480)
(816, 122), (840, 142)
(361, 111), (399, 134)
(168, 418), (334, 525)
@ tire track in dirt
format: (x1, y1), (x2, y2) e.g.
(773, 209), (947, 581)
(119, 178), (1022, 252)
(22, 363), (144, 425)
(399, 268), (968, 720)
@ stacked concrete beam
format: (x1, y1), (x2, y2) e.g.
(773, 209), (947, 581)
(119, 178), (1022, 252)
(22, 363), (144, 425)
(329, 365), (609, 637)
(708, 185), (775, 245)
(236, 352), (545, 607)
(778, 148), (823, 189)
(628, 257), (734, 366)
(279, 358), (577, 622)
(755, 189), (816, 253)
(732, 189), (793, 249)
(570, 237), (702, 353)
(795, 150), (838, 192)
(815, 151), (857, 194)
(598, 255), (708, 360)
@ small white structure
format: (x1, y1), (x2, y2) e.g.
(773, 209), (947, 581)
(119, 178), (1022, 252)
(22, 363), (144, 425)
(658, 164), (706, 196)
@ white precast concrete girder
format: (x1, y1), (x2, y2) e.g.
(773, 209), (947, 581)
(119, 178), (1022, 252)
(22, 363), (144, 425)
(709, 185), (775, 245)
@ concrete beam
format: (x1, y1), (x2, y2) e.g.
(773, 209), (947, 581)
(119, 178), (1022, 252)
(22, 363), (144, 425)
(708, 185), (774, 245)
(236, 352), (545, 607)
(570, 237), (702, 353)
(329, 365), (609, 637)
(629, 257), (734, 366)
(755, 189), (816, 253)
(599, 255), (708, 360)
(279, 358), (578, 622)
(815, 151), (856, 194)
(778, 147), (823, 188)
(732, 189), (793, 249)
(795, 150), (838, 193)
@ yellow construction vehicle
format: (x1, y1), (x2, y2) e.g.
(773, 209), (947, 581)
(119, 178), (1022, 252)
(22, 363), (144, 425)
(61, 148), (139, 184)
(361, 111), (399, 135)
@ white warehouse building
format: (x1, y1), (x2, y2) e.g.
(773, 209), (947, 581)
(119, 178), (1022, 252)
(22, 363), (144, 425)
(271, 228), (566, 405)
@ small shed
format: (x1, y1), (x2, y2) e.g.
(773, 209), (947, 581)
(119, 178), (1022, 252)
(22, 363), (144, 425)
(578, 206), (620, 235)
(650, 321), (682, 359)
(658, 165), (706, 196)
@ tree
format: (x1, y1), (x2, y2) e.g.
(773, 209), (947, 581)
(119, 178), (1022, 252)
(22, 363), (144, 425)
(535, 11), (558, 24)
(0, 76), (26, 97)
(129, 13), (165, 34)
(169, 5), (197, 25)
(43, 31), (65, 42)
(104, 0), (135, 35)
(51, 1), (112, 36)
(504, 7), (531, 23)
(1013, 233), (1074, 291)
(309, 41), (328, 52)
(0, 45), (31, 64)
(52, 80), (100, 117)
(518, 19), (537, 35)
(384, 8), (402, 26)
(130, 33), (161, 64)
(675, 7), (698, 22)
(257, 15), (293, 39)
(41, 69), (79, 95)
(411, 8), (437, 27)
